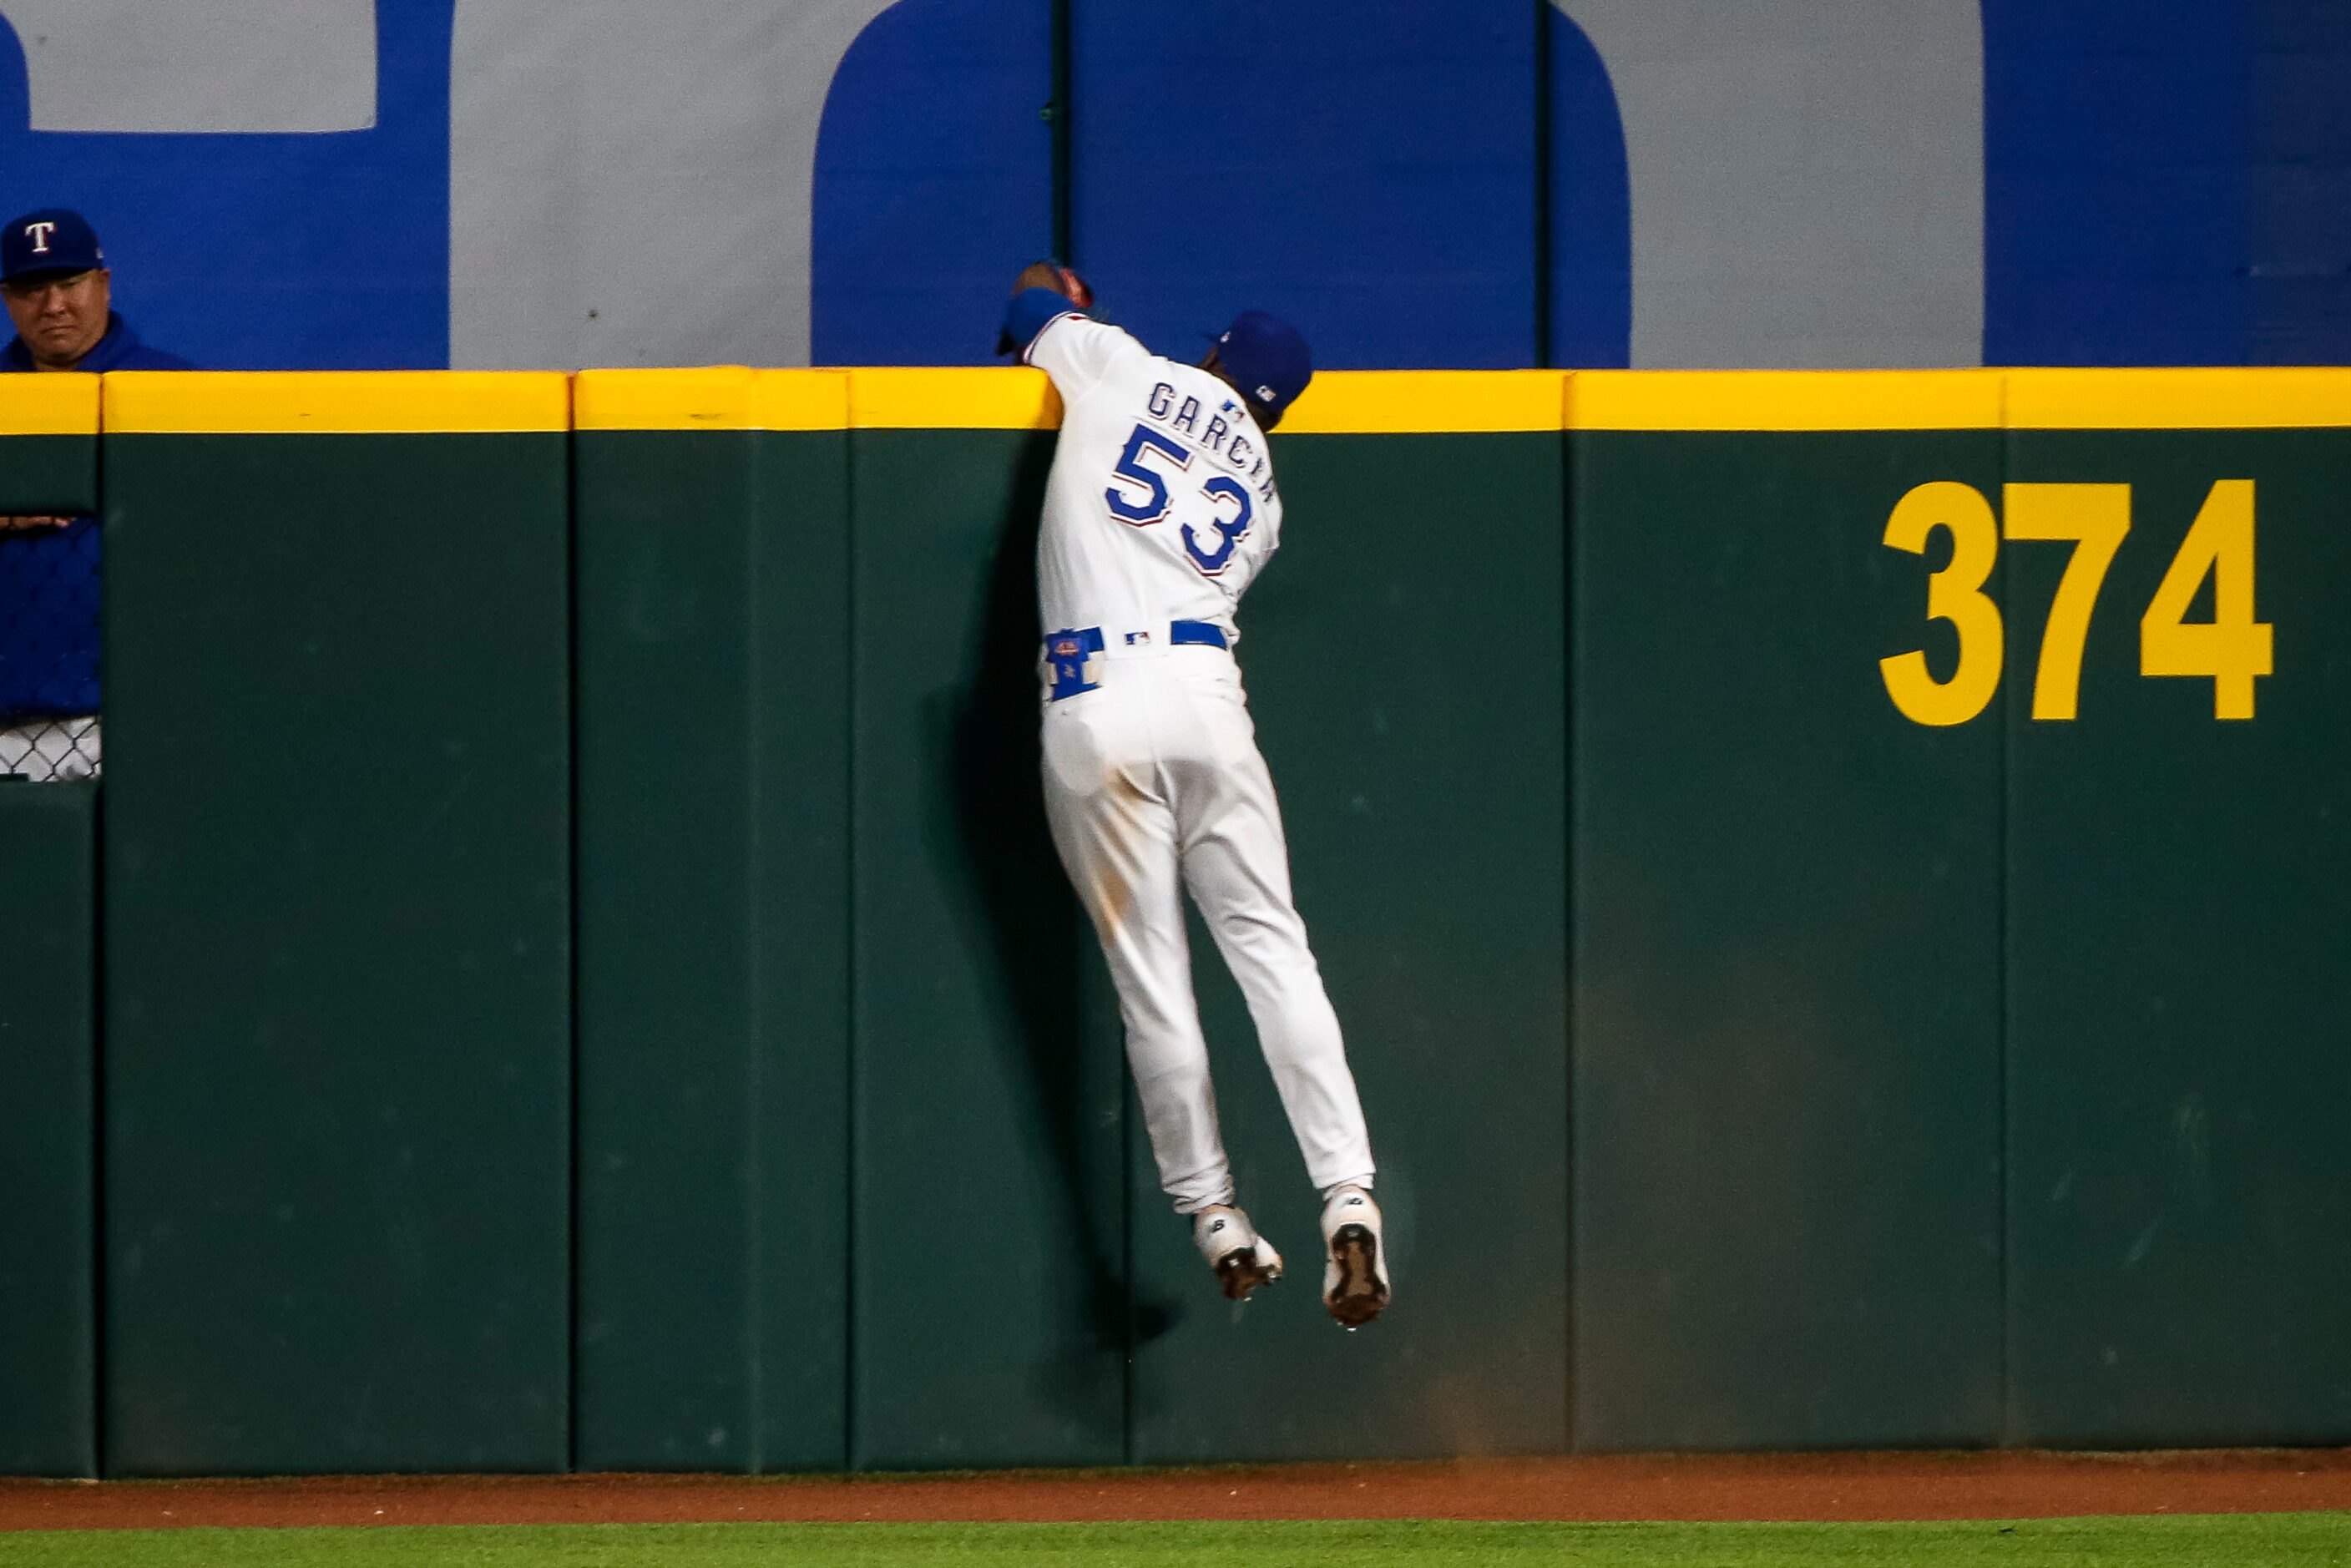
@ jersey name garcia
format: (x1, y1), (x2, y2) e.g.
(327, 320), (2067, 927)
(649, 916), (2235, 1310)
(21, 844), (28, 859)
(1028, 312), (1283, 643)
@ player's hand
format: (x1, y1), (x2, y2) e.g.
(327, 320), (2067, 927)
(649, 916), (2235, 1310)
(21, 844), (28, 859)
(1012, 260), (1094, 310)
(999, 260), (1095, 356)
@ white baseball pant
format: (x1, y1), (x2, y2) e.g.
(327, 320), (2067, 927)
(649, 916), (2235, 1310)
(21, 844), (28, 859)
(1041, 641), (1374, 1214)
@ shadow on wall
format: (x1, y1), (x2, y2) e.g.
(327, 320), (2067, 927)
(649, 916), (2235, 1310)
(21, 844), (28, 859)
(933, 436), (1179, 1421)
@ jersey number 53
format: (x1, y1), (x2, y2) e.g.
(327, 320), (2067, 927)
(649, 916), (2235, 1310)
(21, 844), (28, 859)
(1104, 423), (1254, 576)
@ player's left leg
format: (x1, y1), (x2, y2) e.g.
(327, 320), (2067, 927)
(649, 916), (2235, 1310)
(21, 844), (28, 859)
(1164, 674), (1385, 1323)
(1044, 756), (1228, 1211)
(1166, 696), (1375, 1201)
(1042, 697), (1252, 1201)
(1044, 696), (1284, 1301)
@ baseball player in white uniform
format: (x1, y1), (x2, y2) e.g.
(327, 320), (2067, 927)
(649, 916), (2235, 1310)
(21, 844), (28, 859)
(999, 263), (1389, 1328)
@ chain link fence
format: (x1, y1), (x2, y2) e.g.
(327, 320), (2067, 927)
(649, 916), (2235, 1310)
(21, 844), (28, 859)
(0, 514), (102, 781)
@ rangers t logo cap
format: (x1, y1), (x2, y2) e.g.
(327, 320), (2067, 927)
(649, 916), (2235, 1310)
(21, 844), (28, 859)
(2, 208), (104, 283)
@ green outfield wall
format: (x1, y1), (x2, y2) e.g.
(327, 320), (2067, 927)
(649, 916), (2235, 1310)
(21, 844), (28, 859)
(842, 375), (1125, 1469)
(0, 367), (2344, 1475)
(1996, 373), (2351, 1447)
(99, 374), (574, 1475)
(0, 781), (98, 1476)
(570, 370), (852, 1472)
(1569, 374), (2009, 1450)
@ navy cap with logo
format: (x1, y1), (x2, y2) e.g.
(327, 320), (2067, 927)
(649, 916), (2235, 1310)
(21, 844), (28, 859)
(1212, 311), (1312, 427)
(3, 208), (104, 284)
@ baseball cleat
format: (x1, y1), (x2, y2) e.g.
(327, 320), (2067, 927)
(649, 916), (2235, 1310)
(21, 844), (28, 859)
(1193, 1205), (1283, 1302)
(1320, 1186), (1390, 1328)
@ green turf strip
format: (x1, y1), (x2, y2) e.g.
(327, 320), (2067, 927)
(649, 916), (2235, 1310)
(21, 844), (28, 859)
(4, 1516), (2348, 1566)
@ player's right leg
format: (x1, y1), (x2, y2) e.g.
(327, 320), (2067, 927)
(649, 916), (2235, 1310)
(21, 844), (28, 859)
(1042, 696), (1278, 1295)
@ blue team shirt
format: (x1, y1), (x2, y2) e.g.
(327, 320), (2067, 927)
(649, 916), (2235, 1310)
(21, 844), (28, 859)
(0, 312), (193, 723)
(3, 311), (195, 375)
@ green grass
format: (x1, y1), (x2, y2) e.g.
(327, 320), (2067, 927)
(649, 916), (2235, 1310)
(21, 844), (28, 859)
(3, 1516), (2348, 1566)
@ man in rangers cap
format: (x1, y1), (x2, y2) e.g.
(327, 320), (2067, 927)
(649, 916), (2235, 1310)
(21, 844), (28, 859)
(1, 207), (193, 374)
(0, 208), (194, 779)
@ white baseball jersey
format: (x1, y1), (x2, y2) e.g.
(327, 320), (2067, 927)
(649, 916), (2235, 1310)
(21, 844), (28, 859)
(1026, 311), (1281, 644)
(1024, 308), (1376, 1220)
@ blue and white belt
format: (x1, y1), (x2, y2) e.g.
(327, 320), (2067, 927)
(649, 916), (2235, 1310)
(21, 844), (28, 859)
(1044, 620), (1228, 701)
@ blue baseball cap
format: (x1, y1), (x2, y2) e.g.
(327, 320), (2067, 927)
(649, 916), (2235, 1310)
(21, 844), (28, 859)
(2, 208), (104, 283)
(1212, 311), (1312, 425)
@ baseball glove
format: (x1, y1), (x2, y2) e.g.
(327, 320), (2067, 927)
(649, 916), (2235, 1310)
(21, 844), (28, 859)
(997, 260), (1095, 356)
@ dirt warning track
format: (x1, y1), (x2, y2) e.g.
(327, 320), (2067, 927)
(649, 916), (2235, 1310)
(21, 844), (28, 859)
(4, 1449), (2350, 1531)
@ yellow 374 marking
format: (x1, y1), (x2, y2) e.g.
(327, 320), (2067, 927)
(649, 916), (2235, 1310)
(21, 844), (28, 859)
(1881, 479), (2273, 726)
